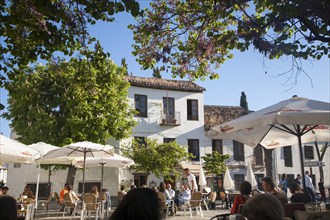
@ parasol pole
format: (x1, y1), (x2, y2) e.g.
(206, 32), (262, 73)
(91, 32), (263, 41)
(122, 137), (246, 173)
(80, 149), (87, 220)
(100, 162), (105, 190)
(82, 150), (86, 194)
(35, 165), (41, 209)
(297, 125), (307, 198)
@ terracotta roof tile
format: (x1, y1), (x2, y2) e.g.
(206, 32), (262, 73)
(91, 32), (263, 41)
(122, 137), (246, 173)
(204, 105), (249, 130)
(127, 76), (205, 92)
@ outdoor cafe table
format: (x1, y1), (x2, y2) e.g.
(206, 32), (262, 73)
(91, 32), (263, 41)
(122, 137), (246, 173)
(17, 198), (34, 220)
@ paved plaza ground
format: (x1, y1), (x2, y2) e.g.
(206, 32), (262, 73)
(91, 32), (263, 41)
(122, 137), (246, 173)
(35, 206), (231, 220)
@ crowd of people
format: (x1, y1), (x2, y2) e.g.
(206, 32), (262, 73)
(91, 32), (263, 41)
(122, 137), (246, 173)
(0, 168), (328, 220)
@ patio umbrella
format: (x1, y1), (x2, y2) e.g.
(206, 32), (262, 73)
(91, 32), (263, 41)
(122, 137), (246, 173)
(29, 142), (59, 207)
(28, 142), (58, 155)
(73, 153), (133, 189)
(40, 141), (114, 193)
(198, 165), (207, 192)
(0, 134), (40, 163)
(212, 96), (330, 192)
(246, 163), (258, 190)
(223, 167), (235, 190)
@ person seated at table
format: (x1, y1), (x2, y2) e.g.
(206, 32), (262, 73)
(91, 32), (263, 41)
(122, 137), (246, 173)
(159, 182), (173, 205)
(60, 183), (69, 204)
(242, 193), (284, 220)
(166, 184), (175, 200)
(90, 185), (99, 196)
(261, 176), (288, 204)
(2, 186), (9, 196)
(230, 181), (252, 214)
(21, 185), (35, 199)
(0, 195), (17, 220)
(174, 183), (191, 209)
(290, 182), (311, 203)
(66, 184), (80, 204)
(159, 182), (170, 199)
(110, 187), (163, 220)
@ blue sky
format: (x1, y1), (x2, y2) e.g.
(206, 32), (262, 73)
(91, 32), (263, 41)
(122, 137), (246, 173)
(0, 4), (329, 137)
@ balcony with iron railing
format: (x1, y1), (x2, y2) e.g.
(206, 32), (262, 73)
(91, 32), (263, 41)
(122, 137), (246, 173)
(160, 111), (180, 126)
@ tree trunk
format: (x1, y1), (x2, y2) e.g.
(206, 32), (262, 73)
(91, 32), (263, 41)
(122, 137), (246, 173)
(66, 165), (77, 186)
(264, 148), (274, 177)
(315, 142), (329, 181)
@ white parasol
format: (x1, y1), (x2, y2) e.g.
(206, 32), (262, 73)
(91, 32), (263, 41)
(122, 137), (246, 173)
(198, 165), (207, 191)
(223, 167), (235, 190)
(73, 153), (133, 189)
(246, 163), (258, 190)
(40, 141), (113, 193)
(212, 96), (330, 192)
(0, 134), (40, 163)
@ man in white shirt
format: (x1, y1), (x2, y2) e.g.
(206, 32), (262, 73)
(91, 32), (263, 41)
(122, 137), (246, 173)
(184, 168), (197, 192)
(304, 171), (316, 193)
(166, 184), (175, 200)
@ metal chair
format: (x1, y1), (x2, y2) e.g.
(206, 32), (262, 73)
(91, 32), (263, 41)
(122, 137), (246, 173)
(36, 191), (61, 215)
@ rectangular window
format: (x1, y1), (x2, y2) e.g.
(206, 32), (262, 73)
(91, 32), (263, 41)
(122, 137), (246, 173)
(304, 145), (314, 159)
(187, 99), (198, 120)
(188, 139), (200, 161)
(253, 144), (264, 166)
(13, 163), (21, 168)
(283, 146), (293, 167)
(134, 94), (147, 117)
(163, 138), (175, 143)
(255, 174), (264, 191)
(233, 174), (245, 190)
(233, 140), (245, 161)
(26, 183), (50, 200)
(133, 174), (147, 187)
(134, 136), (146, 147)
(163, 97), (175, 122)
(212, 139), (223, 155)
(78, 182), (101, 194)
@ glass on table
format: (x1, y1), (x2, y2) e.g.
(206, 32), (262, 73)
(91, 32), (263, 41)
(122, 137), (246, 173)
(305, 203), (315, 212)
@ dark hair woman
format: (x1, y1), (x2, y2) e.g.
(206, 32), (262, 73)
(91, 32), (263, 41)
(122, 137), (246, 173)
(110, 187), (163, 220)
(230, 181), (252, 214)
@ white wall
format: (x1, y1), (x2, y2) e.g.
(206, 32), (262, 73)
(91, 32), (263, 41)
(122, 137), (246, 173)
(6, 163), (128, 198)
(127, 87), (205, 144)
(118, 86), (206, 186)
